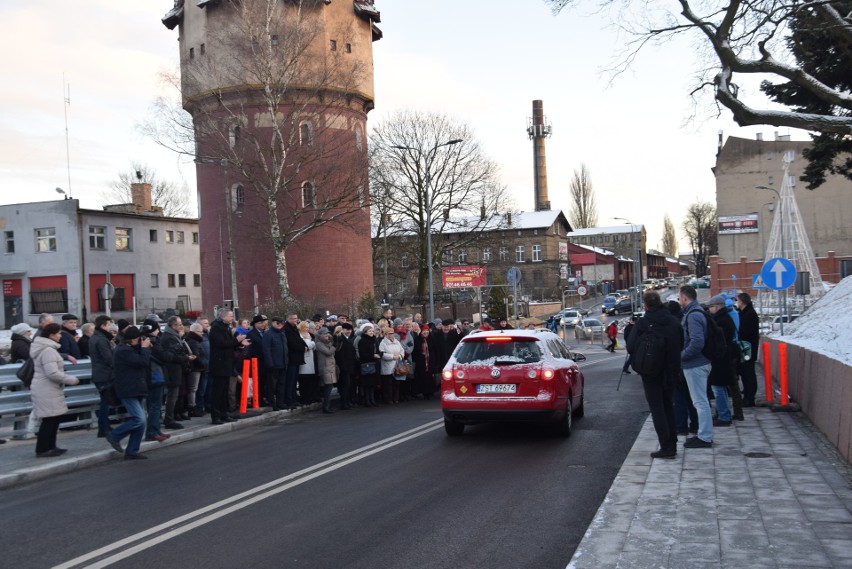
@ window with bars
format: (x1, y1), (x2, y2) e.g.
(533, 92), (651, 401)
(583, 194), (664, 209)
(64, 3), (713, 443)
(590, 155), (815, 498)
(193, 274), (201, 287)
(96, 287), (126, 312)
(168, 274), (176, 288)
(166, 230), (174, 244)
(177, 231), (185, 244)
(192, 232), (199, 244)
(30, 288), (67, 313)
(178, 274), (186, 287)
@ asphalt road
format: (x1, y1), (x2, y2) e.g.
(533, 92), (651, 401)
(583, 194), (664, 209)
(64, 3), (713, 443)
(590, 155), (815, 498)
(2, 348), (647, 569)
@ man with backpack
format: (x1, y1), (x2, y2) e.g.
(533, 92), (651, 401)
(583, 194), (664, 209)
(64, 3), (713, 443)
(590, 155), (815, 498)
(627, 291), (682, 458)
(678, 285), (714, 449)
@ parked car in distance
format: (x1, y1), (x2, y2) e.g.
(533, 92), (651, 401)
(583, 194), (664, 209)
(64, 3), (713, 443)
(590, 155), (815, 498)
(771, 314), (800, 331)
(441, 329), (586, 437)
(606, 298), (634, 315)
(575, 318), (604, 340)
(689, 277), (710, 288)
(615, 289), (629, 297)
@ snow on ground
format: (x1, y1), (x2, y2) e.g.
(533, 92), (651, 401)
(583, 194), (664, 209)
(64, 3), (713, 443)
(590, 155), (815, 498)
(778, 275), (852, 367)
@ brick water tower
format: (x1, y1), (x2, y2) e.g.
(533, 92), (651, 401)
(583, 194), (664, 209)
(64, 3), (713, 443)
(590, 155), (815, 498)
(162, 0), (381, 314)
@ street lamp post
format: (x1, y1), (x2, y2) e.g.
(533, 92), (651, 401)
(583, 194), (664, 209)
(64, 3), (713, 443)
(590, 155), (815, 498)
(613, 217), (640, 313)
(757, 185), (787, 333)
(392, 139), (463, 323)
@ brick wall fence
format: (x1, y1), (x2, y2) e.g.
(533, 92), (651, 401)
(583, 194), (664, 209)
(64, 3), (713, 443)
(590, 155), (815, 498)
(709, 251), (851, 296)
(760, 338), (852, 463)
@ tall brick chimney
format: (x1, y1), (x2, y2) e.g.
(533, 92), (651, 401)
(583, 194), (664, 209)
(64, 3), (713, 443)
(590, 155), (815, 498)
(527, 100), (552, 211)
(130, 182), (152, 212)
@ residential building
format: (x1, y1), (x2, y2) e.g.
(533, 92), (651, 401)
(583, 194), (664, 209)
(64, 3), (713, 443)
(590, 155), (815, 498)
(565, 224), (647, 279)
(0, 185), (201, 328)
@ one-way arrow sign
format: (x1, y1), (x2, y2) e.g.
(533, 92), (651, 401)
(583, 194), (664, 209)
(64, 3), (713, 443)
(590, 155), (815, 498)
(760, 257), (797, 290)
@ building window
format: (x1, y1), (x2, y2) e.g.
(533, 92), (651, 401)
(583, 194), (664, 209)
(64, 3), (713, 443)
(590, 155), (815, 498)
(193, 274), (201, 287)
(532, 244), (542, 262)
(151, 274), (159, 288)
(149, 229), (158, 242)
(35, 228), (57, 253)
(301, 182), (316, 208)
(442, 249), (452, 264)
(165, 230), (175, 244)
(89, 226), (106, 250)
(229, 124), (240, 148)
(401, 255), (409, 269)
(345, 43), (352, 53)
(30, 288), (68, 313)
(270, 35), (279, 46)
(458, 250), (468, 264)
(5, 230), (14, 254)
(300, 122), (313, 146)
(200, 43), (206, 55)
(358, 185), (365, 208)
(516, 245), (525, 263)
(178, 274), (186, 287)
(482, 247), (491, 262)
(232, 185), (245, 212)
(355, 127), (363, 152)
(189, 47), (195, 60)
(167, 274), (176, 288)
(192, 232), (199, 244)
(788, 175), (797, 187)
(330, 39), (337, 51)
(115, 228), (132, 251)
(499, 247), (508, 262)
(177, 231), (185, 244)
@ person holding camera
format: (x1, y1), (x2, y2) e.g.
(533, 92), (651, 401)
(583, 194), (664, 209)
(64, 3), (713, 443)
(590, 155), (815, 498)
(106, 326), (152, 460)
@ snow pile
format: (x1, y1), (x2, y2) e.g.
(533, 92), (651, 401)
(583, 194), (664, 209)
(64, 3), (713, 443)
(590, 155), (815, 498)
(779, 275), (852, 367)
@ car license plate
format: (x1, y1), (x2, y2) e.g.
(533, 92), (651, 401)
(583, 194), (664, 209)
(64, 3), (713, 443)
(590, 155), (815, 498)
(476, 383), (517, 394)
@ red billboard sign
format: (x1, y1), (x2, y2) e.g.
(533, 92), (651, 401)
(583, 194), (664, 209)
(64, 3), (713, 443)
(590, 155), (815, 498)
(442, 266), (487, 289)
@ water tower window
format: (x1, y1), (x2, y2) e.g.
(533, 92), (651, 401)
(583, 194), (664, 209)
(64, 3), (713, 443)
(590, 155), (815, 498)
(302, 182), (316, 208)
(300, 122), (313, 146)
(345, 43), (352, 53)
(200, 43), (206, 55)
(330, 40), (337, 51)
(189, 47), (195, 60)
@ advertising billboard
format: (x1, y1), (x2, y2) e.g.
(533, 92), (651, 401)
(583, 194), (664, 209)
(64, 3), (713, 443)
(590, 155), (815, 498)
(442, 265), (487, 289)
(718, 214), (759, 234)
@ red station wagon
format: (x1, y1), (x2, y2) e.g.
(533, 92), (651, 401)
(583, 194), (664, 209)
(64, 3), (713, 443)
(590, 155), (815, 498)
(440, 329), (586, 437)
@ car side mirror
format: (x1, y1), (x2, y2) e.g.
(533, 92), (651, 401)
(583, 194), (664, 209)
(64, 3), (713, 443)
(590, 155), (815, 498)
(571, 352), (587, 362)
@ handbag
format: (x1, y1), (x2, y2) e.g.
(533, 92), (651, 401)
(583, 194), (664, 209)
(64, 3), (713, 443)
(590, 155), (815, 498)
(360, 362), (376, 375)
(394, 360), (412, 377)
(16, 358), (35, 388)
(735, 339), (752, 363)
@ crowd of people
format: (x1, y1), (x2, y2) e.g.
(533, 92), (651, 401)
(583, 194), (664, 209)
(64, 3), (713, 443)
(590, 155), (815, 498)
(8, 307), (494, 459)
(625, 286), (759, 459)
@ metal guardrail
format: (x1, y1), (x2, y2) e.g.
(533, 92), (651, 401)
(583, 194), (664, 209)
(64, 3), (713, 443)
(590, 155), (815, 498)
(0, 359), (126, 439)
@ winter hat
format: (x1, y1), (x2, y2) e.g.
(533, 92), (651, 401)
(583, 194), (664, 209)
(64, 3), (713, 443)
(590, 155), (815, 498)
(707, 294), (727, 307)
(361, 322), (374, 333)
(62, 313), (79, 322)
(11, 323), (33, 336)
(317, 327), (330, 335)
(393, 317), (403, 327)
(123, 326), (141, 340)
(251, 314), (268, 324)
(143, 318), (160, 328)
(145, 313), (162, 323)
(116, 319), (131, 330)
(340, 322), (353, 330)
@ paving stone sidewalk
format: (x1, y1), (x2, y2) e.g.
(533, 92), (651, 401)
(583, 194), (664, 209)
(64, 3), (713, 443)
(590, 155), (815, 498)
(568, 405), (852, 569)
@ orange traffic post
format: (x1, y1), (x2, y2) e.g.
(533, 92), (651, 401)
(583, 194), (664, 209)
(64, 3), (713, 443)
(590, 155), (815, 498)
(762, 341), (773, 403)
(239, 359), (250, 414)
(778, 342), (789, 406)
(251, 357), (260, 409)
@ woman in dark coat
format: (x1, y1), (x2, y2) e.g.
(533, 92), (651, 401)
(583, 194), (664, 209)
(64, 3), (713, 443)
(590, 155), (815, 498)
(736, 292), (760, 407)
(356, 324), (380, 407)
(10, 323), (34, 362)
(412, 325), (436, 399)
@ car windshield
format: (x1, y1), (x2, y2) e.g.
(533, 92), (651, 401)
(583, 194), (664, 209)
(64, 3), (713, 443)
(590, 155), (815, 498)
(454, 337), (543, 365)
(583, 319), (603, 327)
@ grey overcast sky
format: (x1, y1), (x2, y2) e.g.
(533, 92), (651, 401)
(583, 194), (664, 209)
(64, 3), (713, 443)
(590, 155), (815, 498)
(0, 1), (805, 252)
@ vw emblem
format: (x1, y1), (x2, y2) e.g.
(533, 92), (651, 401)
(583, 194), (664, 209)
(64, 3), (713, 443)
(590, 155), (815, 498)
(491, 368), (501, 379)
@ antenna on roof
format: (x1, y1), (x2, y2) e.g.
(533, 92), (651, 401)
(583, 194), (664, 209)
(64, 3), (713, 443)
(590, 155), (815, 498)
(63, 73), (72, 199)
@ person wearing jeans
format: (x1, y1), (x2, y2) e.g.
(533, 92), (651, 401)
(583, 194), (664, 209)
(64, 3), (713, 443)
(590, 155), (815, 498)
(107, 326), (151, 459)
(707, 294), (738, 427)
(679, 285), (713, 448)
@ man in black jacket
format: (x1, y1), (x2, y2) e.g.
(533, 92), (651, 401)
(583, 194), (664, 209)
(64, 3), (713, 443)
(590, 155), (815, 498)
(736, 292), (760, 407)
(160, 316), (195, 429)
(283, 312), (305, 410)
(246, 314), (270, 406)
(107, 327), (151, 460)
(335, 323), (357, 410)
(627, 291), (682, 459)
(88, 315), (115, 438)
(262, 316), (288, 410)
(208, 309), (247, 424)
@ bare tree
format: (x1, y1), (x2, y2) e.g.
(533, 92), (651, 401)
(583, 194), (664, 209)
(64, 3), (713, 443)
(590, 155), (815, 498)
(369, 111), (513, 298)
(544, 1), (852, 137)
(145, 0), (370, 300)
(662, 213), (678, 257)
(567, 163), (598, 229)
(103, 162), (192, 218)
(682, 200), (718, 277)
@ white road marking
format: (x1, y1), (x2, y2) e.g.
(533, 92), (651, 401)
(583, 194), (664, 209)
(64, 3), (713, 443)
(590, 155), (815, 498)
(54, 419), (444, 569)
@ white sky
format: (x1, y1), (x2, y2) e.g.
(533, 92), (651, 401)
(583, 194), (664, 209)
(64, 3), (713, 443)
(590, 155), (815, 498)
(0, 0), (807, 253)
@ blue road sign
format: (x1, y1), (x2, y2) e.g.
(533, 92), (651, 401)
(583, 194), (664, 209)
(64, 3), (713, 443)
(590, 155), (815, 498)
(507, 266), (521, 285)
(760, 257), (797, 290)
(751, 274), (767, 289)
